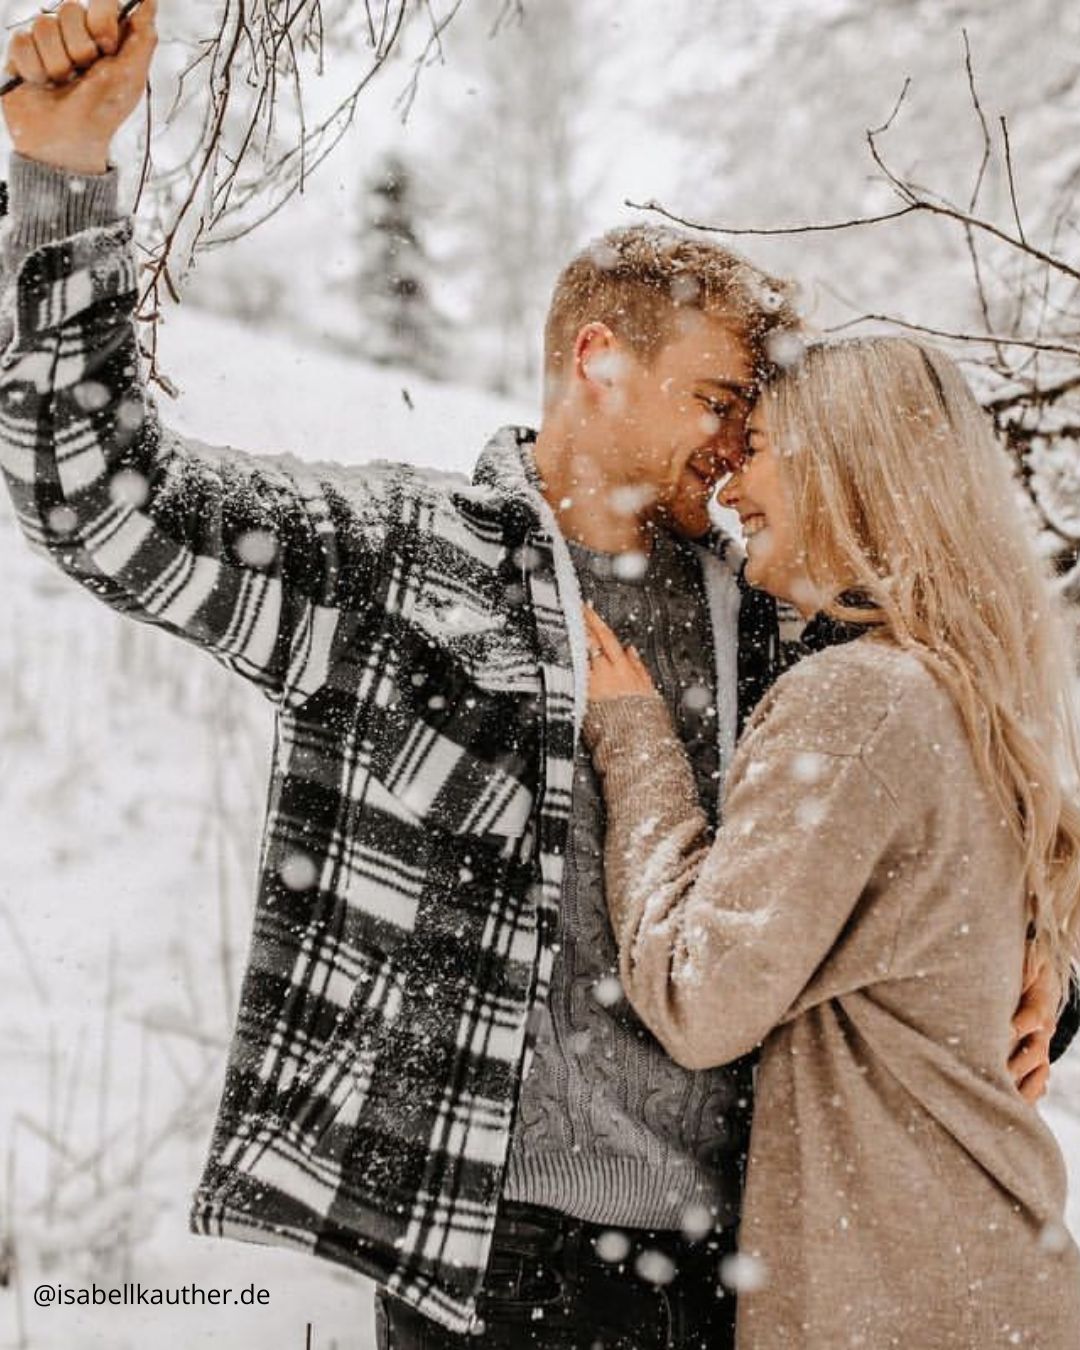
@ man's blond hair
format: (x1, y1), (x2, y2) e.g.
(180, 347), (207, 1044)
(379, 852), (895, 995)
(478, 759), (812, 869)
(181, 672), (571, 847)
(543, 224), (800, 389)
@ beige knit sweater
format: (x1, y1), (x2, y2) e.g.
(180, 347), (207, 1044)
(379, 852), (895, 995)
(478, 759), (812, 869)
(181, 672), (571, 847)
(584, 637), (1080, 1349)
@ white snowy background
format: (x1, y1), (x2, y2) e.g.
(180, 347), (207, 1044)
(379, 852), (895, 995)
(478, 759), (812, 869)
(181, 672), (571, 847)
(0, 1), (1078, 1347)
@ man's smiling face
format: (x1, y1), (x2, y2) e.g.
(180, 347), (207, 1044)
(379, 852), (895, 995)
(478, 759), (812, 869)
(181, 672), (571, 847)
(613, 312), (758, 540)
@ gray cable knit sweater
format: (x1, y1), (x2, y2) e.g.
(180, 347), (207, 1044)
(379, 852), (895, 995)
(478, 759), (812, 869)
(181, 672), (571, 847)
(504, 531), (754, 1231)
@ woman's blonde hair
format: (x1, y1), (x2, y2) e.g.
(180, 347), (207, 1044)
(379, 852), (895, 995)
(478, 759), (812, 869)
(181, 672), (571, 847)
(765, 336), (1080, 991)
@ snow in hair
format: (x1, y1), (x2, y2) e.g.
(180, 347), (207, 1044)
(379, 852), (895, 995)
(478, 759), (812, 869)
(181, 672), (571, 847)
(543, 223), (801, 374)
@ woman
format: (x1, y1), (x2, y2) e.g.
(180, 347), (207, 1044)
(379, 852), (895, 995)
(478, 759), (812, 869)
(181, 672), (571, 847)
(583, 337), (1080, 1348)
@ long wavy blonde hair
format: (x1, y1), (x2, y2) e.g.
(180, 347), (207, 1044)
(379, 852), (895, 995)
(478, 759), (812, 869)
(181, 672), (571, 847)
(764, 336), (1080, 991)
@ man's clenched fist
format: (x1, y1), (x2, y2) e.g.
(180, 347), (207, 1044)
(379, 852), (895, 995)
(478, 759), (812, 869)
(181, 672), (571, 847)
(3, 0), (157, 176)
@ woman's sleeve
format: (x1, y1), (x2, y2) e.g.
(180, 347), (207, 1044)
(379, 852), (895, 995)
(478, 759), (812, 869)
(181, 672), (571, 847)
(584, 682), (902, 1070)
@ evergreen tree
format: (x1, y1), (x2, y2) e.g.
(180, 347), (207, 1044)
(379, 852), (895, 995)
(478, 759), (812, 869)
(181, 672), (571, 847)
(355, 152), (446, 379)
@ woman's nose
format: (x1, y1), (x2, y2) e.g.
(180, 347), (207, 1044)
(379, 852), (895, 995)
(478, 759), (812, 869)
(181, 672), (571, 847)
(716, 469), (742, 507)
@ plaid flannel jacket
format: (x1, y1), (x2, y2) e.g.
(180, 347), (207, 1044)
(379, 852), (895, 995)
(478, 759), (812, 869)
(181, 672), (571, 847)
(0, 212), (782, 1333)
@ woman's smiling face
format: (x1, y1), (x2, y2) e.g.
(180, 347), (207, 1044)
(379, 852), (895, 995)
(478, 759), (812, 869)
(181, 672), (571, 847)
(719, 403), (817, 613)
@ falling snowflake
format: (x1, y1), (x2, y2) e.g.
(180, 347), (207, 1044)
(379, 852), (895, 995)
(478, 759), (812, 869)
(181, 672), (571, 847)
(681, 684), (711, 713)
(279, 852), (317, 891)
(72, 381), (110, 412)
(634, 1249), (677, 1286)
(612, 551), (648, 582)
(109, 469), (150, 509)
(765, 330), (805, 370)
(513, 545), (543, 574)
(1038, 1221), (1070, 1255)
(720, 1251), (768, 1293)
(588, 240), (621, 272)
(608, 485), (656, 516)
(586, 351), (630, 385)
(236, 529), (278, 568)
(794, 797), (827, 829)
(790, 752), (827, 784)
(594, 1230), (631, 1263)
(592, 975), (623, 1008)
(47, 504), (78, 535)
(697, 410), (721, 438)
(679, 1201), (714, 1242)
(116, 397), (145, 433)
(669, 273), (701, 306)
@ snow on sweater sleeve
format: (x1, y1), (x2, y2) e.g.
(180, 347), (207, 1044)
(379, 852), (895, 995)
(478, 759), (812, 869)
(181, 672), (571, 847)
(583, 652), (906, 1070)
(0, 154), (394, 706)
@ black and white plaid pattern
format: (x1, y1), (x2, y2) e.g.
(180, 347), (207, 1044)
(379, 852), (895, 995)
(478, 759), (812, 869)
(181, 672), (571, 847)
(0, 216), (781, 1333)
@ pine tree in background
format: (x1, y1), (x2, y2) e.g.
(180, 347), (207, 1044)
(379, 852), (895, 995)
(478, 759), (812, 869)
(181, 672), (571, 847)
(355, 152), (446, 379)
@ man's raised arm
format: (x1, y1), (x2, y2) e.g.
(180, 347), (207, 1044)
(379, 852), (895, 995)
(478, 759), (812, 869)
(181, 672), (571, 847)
(0, 0), (395, 705)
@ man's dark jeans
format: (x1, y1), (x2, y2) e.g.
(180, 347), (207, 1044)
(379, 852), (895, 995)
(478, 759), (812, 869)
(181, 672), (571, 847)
(375, 1199), (738, 1349)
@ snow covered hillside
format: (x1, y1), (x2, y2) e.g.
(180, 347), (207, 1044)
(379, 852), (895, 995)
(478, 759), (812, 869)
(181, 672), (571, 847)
(0, 306), (1076, 1350)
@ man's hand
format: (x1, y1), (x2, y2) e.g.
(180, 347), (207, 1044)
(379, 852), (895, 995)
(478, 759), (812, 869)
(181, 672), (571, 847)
(1009, 952), (1062, 1104)
(3, 0), (157, 176)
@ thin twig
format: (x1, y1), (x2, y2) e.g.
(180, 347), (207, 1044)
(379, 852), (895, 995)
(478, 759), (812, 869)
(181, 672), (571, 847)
(824, 312), (1080, 360)
(962, 30), (991, 213)
(623, 198), (921, 236)
(1000, 114), (1028, 246)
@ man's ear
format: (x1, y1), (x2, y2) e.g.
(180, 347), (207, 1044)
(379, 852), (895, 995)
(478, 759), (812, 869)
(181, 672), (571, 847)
(574, 322), (627, 393)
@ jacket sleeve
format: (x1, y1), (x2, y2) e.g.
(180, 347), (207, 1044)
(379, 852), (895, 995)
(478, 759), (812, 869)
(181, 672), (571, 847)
(584, 686), (901, 1070)
(0, 155), (395, 706)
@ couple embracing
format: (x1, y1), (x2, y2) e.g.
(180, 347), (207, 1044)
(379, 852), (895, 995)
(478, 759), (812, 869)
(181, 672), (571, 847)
(2, 3), (1079, 1347)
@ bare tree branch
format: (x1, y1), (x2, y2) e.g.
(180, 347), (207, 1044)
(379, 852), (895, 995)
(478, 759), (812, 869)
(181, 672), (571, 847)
(631, 36), (1080, 561)
(623, 198), (921, 236)
(1000, 114), (1028, 247)
(824, 313), (1080, 360)
(107, 0), (472, 390)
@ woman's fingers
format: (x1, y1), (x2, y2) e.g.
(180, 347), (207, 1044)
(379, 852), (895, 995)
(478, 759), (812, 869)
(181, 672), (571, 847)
(584, 611), (658, 702)
(627, 646), (657, 695)
(584, 606), (625, 662)
(87, 0), (121, 56)
(627, 645), (650, 677)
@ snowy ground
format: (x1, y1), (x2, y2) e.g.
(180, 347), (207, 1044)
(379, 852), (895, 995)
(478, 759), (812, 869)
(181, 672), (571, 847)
(0, 307), (1077, 1350)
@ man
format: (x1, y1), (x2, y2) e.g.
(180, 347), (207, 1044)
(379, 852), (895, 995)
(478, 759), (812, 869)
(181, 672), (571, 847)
(1, 5), (1070, 1347)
